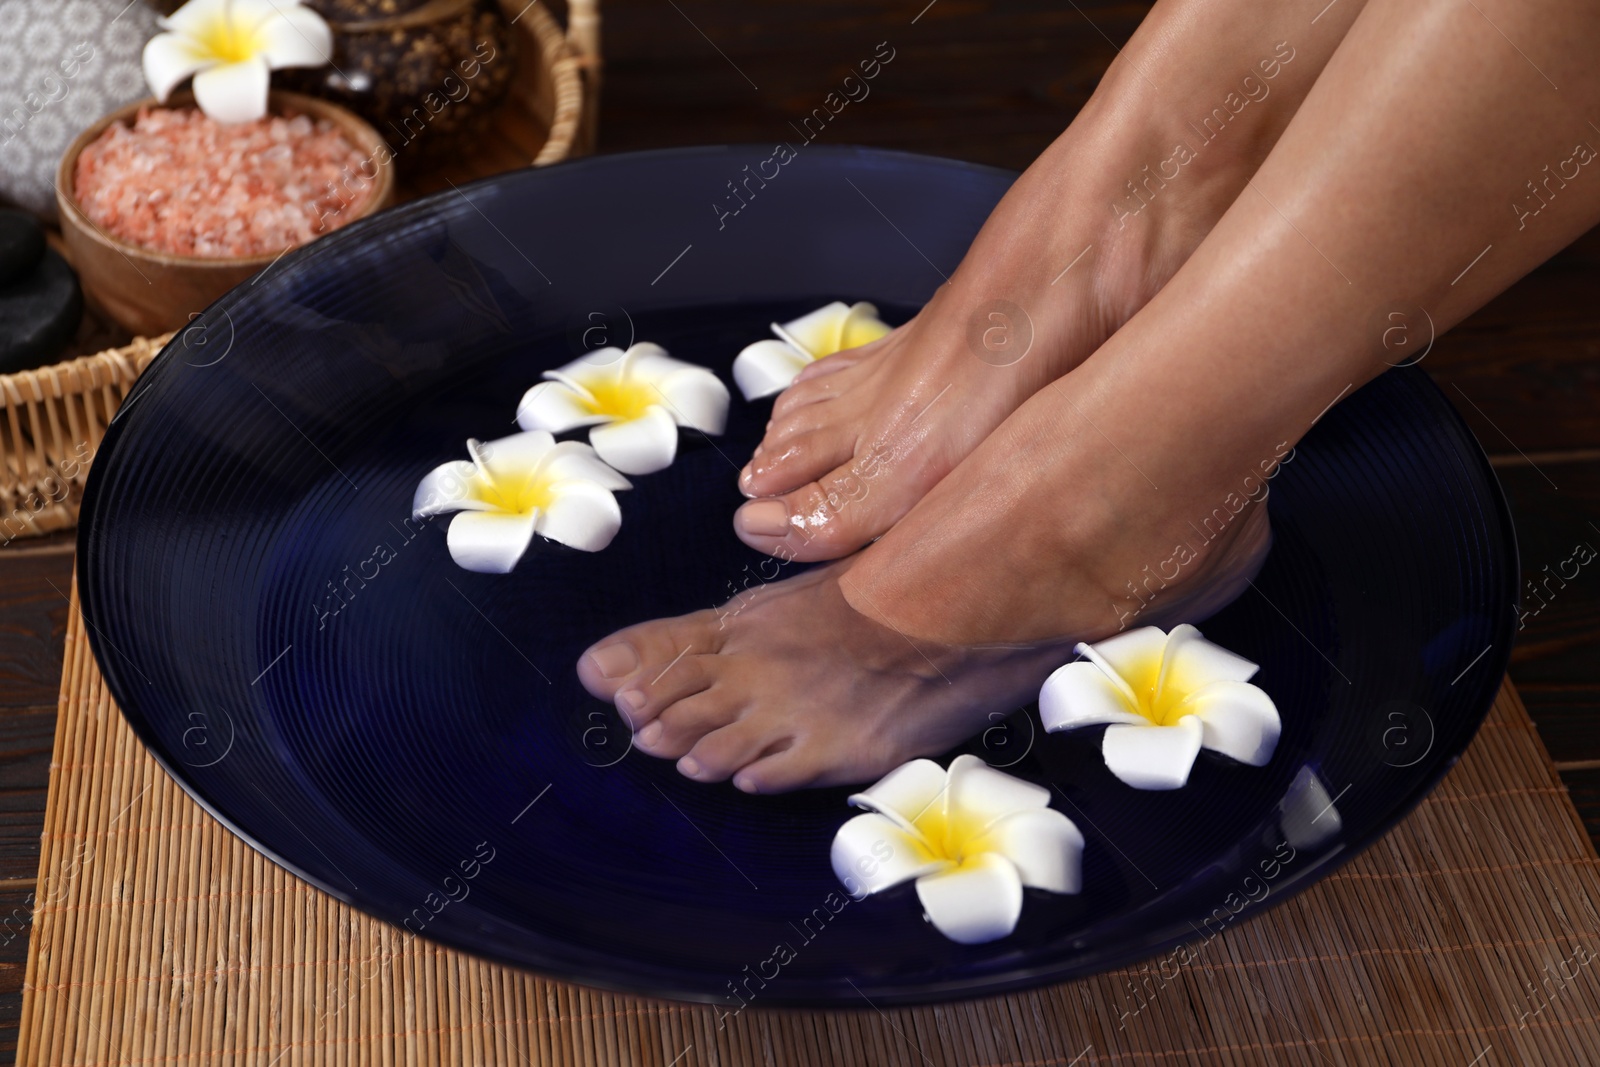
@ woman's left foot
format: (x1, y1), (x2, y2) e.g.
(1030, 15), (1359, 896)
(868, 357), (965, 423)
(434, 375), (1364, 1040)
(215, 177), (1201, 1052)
(579, 361), (1278, 792)
(577, 561), (1068, 793)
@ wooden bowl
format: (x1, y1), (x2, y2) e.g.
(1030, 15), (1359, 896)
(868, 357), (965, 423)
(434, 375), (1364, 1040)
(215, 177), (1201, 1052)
(55, 90), (396, 337)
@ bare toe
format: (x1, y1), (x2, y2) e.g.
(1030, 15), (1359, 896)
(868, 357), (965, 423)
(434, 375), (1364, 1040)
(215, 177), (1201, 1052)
(761, 400), (840, 448)
(733, 456), (912, 561)
(770, 368), (855, 420)
(731, 747), (825, 795)
(739, 427), (857, 499)
(792, 352), (863, 383)
(577, 612), (724, 726)
(679, 720), (792, 783)
(575, 639), (640, 702)
(611, 654), (714, 731)
(635, 690), (743, 759)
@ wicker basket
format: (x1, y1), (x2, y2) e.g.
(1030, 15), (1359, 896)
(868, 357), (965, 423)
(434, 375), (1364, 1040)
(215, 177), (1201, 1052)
(0, 0), (599, 545)
(488, 0), (601, 170)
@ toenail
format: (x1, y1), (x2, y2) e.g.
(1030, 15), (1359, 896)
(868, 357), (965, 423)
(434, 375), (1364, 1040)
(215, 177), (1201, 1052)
(736, 500), (790, 538)
(739, 466), (756, 496)
(587, 643), (637, 679)
(638, 722), (662, 746)
(677, 756), (702, 778)
(733, 773), (759, 794)
(616, 689), (646, 713)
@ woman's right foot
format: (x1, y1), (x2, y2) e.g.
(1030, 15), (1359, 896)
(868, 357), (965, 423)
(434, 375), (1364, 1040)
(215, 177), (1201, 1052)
(732, 0), (1369, 564)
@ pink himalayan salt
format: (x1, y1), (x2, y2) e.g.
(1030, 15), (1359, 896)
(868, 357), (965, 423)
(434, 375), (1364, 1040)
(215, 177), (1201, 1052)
(73, 106), (376, 259)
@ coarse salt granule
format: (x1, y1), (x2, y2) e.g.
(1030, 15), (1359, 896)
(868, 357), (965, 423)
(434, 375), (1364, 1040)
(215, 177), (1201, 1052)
(73, 106), (377, 259)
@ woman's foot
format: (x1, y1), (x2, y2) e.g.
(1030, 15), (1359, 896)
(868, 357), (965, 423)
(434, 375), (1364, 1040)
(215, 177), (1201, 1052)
(731, 0), (1366, 563)
(731, 127), (1221, 564)
(577, 561), (1069, 793)
(580, 366), (1278, 794)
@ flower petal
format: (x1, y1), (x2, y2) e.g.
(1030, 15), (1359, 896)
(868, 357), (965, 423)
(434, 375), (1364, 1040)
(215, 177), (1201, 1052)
(981, 808), (1084, 894)
(553, 347), (628, 383)
(517, 381), (607, 434)
(191, 56), (271, 124)
(256, 3), (333, 69)
(1161, 623), (1259, 688)
(776, 302), (851, 357)
(588, 405), (679, 475)
(413, 460), (493, 518)
(831, 812), (949, 897)
(536, 481), (623, 553)
(1038, 662), (1148, 733)
(541, 441), (632, 491)
(1187, 680), (1281, 766)
(615, 342), (682, 382)
(732, 340), (809, 401)
(1279, 766), (1343, 850)
(946, 753), (1050, 829)
(473, 430), (555, 483)
(652, 366), (730, 434)
(160, 0), (243, 38)
(839, 302), (891, 350)
(445, 510), (539, 574)
(1088, 626), (1172, 695)
(142, 33), (217, 101)
(1101, 716), (1204, 790)
(847, 758), (949, 829)
(914, 853), (1024, 944)
(203, 0), (300, 35)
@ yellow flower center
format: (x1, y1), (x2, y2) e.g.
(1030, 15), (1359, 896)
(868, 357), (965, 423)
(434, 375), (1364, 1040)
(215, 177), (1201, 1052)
(1105, 650), (1200, 726)
(195, 9), (267, 64)
(909, 803), (995, 870)
(472, 468), (556, 515)
(575, 376), (659, 422)
(1135, 682), (1197, 725)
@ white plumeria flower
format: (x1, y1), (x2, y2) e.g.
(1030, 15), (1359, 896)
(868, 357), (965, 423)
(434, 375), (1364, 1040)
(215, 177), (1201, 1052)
(143, 0), (334, 124)
(412, 430), (631, 573)
(516, 343), (729, 476)
(1039, 625), (1281, 791)
(732, 301), (890, 400)
(831, 755), (1084, 945)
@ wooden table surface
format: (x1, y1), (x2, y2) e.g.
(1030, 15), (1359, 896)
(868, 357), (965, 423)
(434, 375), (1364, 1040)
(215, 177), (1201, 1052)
(1, 1), (1596, 1061)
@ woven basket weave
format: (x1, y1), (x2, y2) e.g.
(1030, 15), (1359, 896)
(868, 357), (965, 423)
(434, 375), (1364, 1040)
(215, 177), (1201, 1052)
(0, 0), (599, 544)
(519, 0), (601, 167)
(0, 333), (169, 545)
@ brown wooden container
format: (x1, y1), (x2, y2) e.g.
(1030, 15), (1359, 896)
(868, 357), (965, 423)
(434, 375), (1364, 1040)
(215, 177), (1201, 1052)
(6, 0), (601, 541)
(56, 90), (397, 338)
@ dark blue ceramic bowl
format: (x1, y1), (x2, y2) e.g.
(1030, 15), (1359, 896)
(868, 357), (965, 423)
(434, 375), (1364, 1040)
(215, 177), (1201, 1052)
(78, 146), (1517, 1007)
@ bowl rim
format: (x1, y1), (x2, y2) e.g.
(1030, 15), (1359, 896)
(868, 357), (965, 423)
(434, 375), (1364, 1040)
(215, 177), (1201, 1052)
(54, 88), (396, 270)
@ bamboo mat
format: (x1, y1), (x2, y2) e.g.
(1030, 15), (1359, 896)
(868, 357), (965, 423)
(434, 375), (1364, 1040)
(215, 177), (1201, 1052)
(19, 579), (1600, 1066)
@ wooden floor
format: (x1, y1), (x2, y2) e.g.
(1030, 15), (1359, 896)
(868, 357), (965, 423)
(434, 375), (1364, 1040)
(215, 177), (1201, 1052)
(1, 1), (1597, 1060)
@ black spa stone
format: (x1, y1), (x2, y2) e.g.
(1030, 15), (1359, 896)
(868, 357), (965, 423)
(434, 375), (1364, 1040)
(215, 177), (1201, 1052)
(0, 248), (83, 374)
(0, 209), (45, 288)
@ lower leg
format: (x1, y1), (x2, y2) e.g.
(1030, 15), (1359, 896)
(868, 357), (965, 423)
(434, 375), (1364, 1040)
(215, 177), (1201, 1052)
(731, 0), (1369, 562)
(846, 0), (1600, 645)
